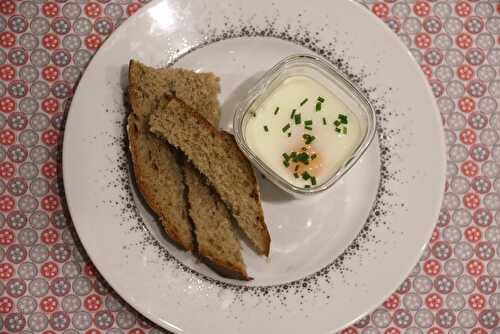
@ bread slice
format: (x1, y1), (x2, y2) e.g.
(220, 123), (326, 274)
(127, 60), (220, 250)
(177, 83), (249, 279)
(129, 60), (250, 279)
(127, 118), (192, 249)
(184, 163), (250, 280)
(149, 99), (271, 256)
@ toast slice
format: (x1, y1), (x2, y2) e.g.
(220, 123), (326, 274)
(184, 163), (250, 280)
(149, 99), (271, 256)
(128, 60), (249, 279)
(127, 119), (191, 249)
(178, 86), (249, 279)
(127, 60), (220, 250)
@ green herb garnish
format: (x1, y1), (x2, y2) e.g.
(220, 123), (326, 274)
(322, 117), (327, 125)
(304, 120), (313, 126)
(300, 98), (308, 106)
(305, 185), (311, 189)
(294, 172), (299, 178)
(311, 176), (317, 185)
(297, 152), (309, 162)
(305, 126), (313, 131)
(302, 171), (311, 180)
(282, 124), (290, 132)
(315, 102), (322, 112)
(294, 113), (302, 125)
(333, 114), (349, 134)
(290, 109), (297, 119)
(303, 134), (316, 145)
(263, 125), (269, 132)
(288, 132), (292, 137)
(274, 107), (280, 115)
(317, 96), (325, 103)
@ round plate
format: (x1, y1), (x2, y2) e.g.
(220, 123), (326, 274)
(62, 0), (445, 333)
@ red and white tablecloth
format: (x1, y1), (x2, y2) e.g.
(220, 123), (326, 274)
(0, 1), (499, 333)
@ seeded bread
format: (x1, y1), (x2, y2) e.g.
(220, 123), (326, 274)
(149, 99), (271, 256)
(184, 163), (250, 280)
(127, 60), (220, 250)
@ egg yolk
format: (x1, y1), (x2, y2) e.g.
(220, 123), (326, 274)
(287, 144), (323, 177)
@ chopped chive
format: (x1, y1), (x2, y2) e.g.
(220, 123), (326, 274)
(290, 151), (297, 159)
(339, 114), (348, 124)
(293, 172), (299, 178)
(317, 96), (325, 103)
(311, 176), (317, 185)
(316, 102), (322, 111)
(300, 98), (308, 106)
(334, 120), (341, 127)
(282, 124), (290, 132)
(335, 127), (341, 133)
(263, 125), (269, 132)
(302, 171), (311, 180)
(304, 120), (313, 126)
(305, 185), (311, 189)
(311, 153), (317, 160)
(250, 111), (256, 117)
(322, 117), (327, 125)
(290, 109), (297, 119)
(294, 113), (302, 125)
(297, 152), (309, 162)
(305, 126), (313, 131)
(303, 134), (316, 145)
(287, 132), (292, 137)
(283, 160), (290, 167)
(342, 127), (347, 135)
(282, 153), (289, 160)
(274, 107), (280, 115)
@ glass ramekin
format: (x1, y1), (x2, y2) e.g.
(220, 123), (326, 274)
(233, 54), (376, 196)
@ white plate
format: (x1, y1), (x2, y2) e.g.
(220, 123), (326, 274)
(62, 0), (445, 333)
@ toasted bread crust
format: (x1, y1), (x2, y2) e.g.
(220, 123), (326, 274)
(128, 60), (193, 250)
(184, 163), (250, 280)
(150, 99), (271, 256)
(128, 60), (254, 279)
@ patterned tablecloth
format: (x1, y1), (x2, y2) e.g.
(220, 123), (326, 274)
(0, 0), (499, 333)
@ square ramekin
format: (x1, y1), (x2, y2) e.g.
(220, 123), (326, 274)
(233, 54), (376, 196)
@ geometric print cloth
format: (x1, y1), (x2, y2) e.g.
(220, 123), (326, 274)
(0, 1), (499, 333)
